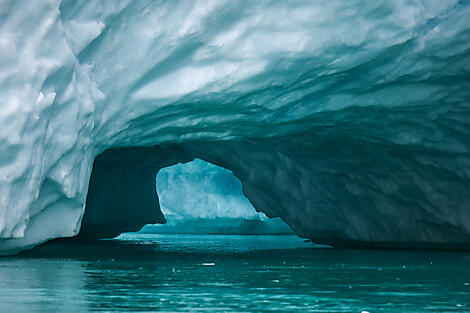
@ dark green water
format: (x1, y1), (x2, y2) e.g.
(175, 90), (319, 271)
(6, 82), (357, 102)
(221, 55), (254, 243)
(1, 234), (469, 312)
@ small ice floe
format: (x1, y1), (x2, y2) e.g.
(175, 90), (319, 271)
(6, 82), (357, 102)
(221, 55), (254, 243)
(201, 263), (215, 266)
(361, 311), (370, 313)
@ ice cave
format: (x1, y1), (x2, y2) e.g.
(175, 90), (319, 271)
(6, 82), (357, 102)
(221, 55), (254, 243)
(1, 0), (470, 255)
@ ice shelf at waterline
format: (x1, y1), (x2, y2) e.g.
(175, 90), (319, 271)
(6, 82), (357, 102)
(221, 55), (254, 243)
(1, 0), (470, 254)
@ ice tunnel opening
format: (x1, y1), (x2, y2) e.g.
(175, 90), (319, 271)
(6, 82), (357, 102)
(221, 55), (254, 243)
(77, 145), (297, 242)
(142, 158), (294, 235)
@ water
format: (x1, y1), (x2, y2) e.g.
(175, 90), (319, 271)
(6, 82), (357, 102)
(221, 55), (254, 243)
(1, 234), (470, 312)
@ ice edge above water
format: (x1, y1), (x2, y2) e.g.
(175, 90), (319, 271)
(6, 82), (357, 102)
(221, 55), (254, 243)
(1, 0), (470, 253)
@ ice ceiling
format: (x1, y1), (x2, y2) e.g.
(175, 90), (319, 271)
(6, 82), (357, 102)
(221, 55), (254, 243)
(1, 0), (470, 254)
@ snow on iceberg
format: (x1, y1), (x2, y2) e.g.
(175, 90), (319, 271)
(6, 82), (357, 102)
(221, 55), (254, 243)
(1, 0), (470, 254)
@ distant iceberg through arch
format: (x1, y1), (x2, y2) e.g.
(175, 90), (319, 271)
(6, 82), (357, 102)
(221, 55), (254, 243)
(146, 158), (293, 235)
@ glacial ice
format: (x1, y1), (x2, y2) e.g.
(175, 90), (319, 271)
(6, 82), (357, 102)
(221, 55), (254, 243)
(156, 158), (261, 220)
(1, 0), (470, 254)
(149, 158), (294, 235)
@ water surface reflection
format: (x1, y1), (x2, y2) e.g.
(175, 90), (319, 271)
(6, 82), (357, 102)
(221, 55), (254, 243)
(1, 234), (469, 312)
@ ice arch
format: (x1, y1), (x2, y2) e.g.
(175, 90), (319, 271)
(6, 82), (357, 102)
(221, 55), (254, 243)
(1, 1), (470, 254)
(78, 146), (299, 239)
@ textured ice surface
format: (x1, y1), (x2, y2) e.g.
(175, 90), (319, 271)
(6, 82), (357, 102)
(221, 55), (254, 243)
(1, 0), (470, 253)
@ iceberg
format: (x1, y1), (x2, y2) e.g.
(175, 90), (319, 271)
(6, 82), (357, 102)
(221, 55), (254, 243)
(148, 158), (293, 235)
(156, 158), (262, 220)
(1, 0), (470, 254)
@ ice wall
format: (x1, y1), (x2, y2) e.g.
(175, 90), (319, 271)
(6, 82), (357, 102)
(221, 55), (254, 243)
(1, 0), (470, 254)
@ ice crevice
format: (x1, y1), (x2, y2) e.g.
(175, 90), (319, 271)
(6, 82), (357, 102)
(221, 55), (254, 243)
(1, 0), (470, 254)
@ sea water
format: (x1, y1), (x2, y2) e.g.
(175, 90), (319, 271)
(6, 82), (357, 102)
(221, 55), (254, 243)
(1, 234), (469, 312)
